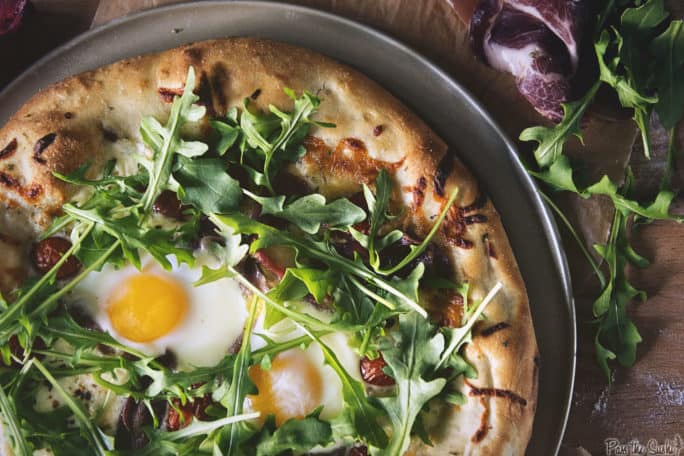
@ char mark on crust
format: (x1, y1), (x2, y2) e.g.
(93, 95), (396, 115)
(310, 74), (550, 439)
(442, 205), (476, 249)
(102, 127), (118, 142)
(473, 397), (491, 443)
(468, 0), (586, 121)
(412, 176), (427, 210)
(372, 124), (384, 136)
(464, 214), (488, 225)
(434, 151), (456, 197)
(468, 383), (528, 406)
(483, 233), (497, 258)
(461, 192), (488, 213)
(183, 46), (204, 64)
(158, 87), (184, 103)
(33, 133), (57, 164)
(0, 138), (17, 160)
(250, 88), (262, 100)
(195, 71), (215, 116)
(0, 171), (18, 188)
(480, 321), (511, 337)
(210, 63), (229, 113)
(26, 184), (42, 199)
(453, 237), (475, 250)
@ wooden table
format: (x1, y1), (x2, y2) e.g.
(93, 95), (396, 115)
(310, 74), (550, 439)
(2, 1), (682, 454)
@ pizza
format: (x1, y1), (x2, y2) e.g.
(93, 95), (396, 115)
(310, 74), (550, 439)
(0, 38), (538, 455)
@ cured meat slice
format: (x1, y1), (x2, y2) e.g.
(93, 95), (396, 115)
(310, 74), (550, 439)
(468, 0), (586, 121)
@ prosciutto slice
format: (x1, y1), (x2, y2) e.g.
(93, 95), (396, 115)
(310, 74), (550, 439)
(468, 0), (586, 121)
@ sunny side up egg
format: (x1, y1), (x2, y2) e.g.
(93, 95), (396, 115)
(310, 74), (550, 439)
(68, 257), (248, 369)
(65, 255), (363, 428)
(248, 327), (363, 426)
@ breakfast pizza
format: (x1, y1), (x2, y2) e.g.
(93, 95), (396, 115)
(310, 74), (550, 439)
(0, 38), (538, 455)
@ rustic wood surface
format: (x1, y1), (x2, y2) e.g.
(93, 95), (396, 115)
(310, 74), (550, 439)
(1, 1), (682, 455)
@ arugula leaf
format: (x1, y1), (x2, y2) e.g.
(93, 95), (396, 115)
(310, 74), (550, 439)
(139, 66), (208, 213)
(302, 329), (388, 448)
(592, 209), (647, 378)
(0, 382), (30, 456)
(254, 413), (332, 456)
(364, 169), (395, 269)
(212, 213), (427, 317)
(378, 187), (459, 276)
(650, 19), (684, 129)
(596, 28), (658, 108)
(210, 118), (241, 156)
(375, 312), (446, 456)
(217, 297), (259, 455)
(519, 82), (600, 168)
(240, 90), (328, 194)
(246, 191), (366, 234)
(28, 359), (113, 456)
(620, 0), (669, 92)
(270, 267), (337, 305)
(63, 204), (193, 270)
(174, 156), (242, 214)
(436, 282), (502, 370)
(596, 27), (659, 158)
(585, 174), (681, 221)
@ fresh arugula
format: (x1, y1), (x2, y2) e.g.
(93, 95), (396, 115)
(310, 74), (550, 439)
(174, 156), (242, 214)
(245, 190), (366, 234)
(520, 82), (601, 168)
(139, 66), (208, 213)
(217, 296), (260, 455)
(251, 412), (332, 456)
(436, 282), (502, 370)
(0, 382), (30, 456)
(375, 312), (447, 456)
(301, 327), (388, 448)
(520, 0), (684, 379)
(212, 212), (428, 317)
(650, 17), (684, 129)
(28, 359), (114, 456)
(234, 89), (332, 194)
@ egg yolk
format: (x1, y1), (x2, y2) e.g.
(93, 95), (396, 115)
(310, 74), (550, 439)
(248, 350), (323, 426)
(107, 272), (188, 342)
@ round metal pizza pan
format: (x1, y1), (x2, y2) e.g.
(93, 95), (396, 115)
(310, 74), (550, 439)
(0, 2), (576, 454)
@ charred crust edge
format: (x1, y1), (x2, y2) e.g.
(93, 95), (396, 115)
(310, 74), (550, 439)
(480, 322), (511, 337)
(434, 152), (456, 197)
(33, 133), (57, 164)
(0, 138), (18, 160)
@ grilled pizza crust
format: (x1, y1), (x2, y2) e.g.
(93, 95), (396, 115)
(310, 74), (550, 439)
(0, 38), (538, 455)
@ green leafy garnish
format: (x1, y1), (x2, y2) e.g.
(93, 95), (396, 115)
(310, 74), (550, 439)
(252, 412), (332, 456)
(238, 89), (330, 194)
(375, 312), (447, 456)
(520, 0), (684, 379)
(139, 66), (208, 213)
(245, 190), (366, 234)
(302, 328), (388, 448)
